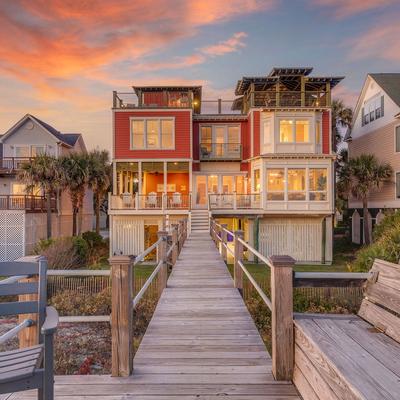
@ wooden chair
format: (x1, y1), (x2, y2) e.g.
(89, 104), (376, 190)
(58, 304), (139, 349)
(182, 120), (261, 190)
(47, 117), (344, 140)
(294, 259), (400, 400)
(0, 258), (58, 400)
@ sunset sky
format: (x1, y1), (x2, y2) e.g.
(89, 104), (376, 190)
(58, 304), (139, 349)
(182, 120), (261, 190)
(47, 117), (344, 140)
(1, 0), (399, 151)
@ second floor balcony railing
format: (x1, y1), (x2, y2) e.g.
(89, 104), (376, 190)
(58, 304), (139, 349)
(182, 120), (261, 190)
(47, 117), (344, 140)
(208, 193), (261, 210)
(0, 157), (32, 173)
(0, 195), (57, 211)
(200, 143), (242, 160)
(109, 193), (192, 211)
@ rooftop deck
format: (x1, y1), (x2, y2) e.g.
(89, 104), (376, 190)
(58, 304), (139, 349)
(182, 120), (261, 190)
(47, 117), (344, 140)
(8, 231), (300, 399)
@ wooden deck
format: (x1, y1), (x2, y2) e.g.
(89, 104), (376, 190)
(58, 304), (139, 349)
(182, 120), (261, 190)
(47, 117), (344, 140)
(8, 231), (300, 399)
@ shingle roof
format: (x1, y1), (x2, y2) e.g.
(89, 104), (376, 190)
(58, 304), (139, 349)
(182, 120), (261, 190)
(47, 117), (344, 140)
(29, 115), (81, 147)
(370, 73), (400, 108)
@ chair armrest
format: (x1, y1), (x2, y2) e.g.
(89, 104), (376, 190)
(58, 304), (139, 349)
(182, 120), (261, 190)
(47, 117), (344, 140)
(41, 306), (59, 335)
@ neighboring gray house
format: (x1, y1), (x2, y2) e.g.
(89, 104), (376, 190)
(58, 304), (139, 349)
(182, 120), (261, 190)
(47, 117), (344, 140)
(0, 114), (93, 261)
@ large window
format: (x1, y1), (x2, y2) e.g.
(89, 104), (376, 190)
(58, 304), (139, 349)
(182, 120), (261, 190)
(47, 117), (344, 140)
(254, 169), (260, 192)
(279, 119), (310, 143)
(267, 169), (284, 200)
(288, 169), (306, 200)
(363, 96), (384, 126)
(15, 146), (30, 158)
(31, 146), (46, 157)
(309, 169), (327, 201)
(131, 118), (174, 150)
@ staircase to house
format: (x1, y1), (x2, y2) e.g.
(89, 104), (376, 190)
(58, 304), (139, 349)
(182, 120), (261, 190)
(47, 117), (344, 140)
(190, 209), (210, 231)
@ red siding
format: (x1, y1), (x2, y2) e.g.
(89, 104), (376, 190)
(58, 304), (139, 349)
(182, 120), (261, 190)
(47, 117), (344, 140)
(143, 92), (165, 106)
(322, 111), (330, 154)
(193, 122), (200, 161)
(192, 163), (200, 171)
(241, 120), (250, 160)
(253, 111), (260, 157)
(240, 162), (249, 172)
(114, 110), (191, 159)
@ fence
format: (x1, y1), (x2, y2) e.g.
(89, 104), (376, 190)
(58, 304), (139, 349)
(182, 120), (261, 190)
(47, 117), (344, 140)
(210, 218), (369, 381)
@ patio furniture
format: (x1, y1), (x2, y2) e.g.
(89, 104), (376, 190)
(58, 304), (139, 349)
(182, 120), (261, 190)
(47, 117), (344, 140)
(146, 192), (158, 208)
(122, 192), (133, 208)
(171, 192), (182, 208)
(0, 257), (59, 400)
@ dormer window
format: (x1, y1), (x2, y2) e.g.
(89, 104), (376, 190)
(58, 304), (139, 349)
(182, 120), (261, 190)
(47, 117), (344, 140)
(362, 95), (384, 126)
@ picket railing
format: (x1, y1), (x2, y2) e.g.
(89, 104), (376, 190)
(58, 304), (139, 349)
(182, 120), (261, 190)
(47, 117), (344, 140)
(109, 219), (188, 376)
(209, 218), (369, 381)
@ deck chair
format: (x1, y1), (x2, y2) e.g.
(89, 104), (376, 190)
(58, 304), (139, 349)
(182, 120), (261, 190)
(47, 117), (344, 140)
(0, 257), (58, 400)
(171, 192), (182, 208)
(146, 192), (158, 208)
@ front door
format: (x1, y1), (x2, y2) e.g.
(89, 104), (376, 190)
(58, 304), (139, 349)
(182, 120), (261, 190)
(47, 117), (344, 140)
(194, 175), (207, 208)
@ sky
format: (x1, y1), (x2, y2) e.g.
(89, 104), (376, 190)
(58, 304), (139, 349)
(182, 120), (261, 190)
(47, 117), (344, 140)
(0, 0), (400, 151)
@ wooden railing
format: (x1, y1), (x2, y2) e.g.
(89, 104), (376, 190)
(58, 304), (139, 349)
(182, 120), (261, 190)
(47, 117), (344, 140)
(0, 157), (32, 172)
(109, 193), (191, 211)
(0, 195), (56, 211)
(209, 218), (368, 381)
(109, 219), (188, 376)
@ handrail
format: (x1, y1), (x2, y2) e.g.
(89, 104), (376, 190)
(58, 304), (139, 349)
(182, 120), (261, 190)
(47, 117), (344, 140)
(0, 275), (29, 284)
(133, 238), (162, 265)
(237, 237), (273, 269)
(0, 319), (34, 344)
(47, 270), (110, 277)
(238, 260), (272, 311)
(133, 260), (163, 307)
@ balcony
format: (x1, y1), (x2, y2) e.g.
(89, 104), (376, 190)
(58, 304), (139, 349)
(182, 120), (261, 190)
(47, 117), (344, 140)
(109, 193), (191, 212)
(250, 91), (328, 109)
(209, 193), (261, 210)
(0, 158), (32, 174)
(0, 195), (57, 212)
(200, 143), (242, 161)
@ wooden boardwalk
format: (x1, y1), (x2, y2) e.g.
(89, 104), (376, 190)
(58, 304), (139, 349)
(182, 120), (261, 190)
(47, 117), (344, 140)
(8, 231), (300, 399)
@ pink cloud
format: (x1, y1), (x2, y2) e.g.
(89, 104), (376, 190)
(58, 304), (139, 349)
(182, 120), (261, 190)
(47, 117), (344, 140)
(201, 32), (247, 56)
(332, 85), (359, 108)
(348, 22), (400, 62)
(311, 0), (396, 18)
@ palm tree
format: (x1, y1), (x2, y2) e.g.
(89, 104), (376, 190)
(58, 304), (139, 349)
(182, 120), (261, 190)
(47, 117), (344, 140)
(332, 99), (353, 152)
(338, 154), (392, 245)
(18, 154), (61, 238)
(59, 153), (89, 236)
(87, 150), (111, 234)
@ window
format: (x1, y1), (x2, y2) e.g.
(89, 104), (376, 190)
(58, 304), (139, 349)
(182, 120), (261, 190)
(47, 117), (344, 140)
(309, 169), (327, 201)
(235, 176), (245, 194)
(15, 146), (30, 158)
(279, 120), (293, 142)
(208, 175), (218, 194)
(397, 173), (400, 199)
(222, 176), (234, 194)
(288, 169), (306, 200)
(31, 146), (46, 157)
(267, 169), (284, 200)
(316, 121), (321, 145)
(254, 169), (260, 192)
(363, 95), (384, 125)
(396, 126), (400, 153)
(279, 119), (310, 143)
(131, 118), (174, 150)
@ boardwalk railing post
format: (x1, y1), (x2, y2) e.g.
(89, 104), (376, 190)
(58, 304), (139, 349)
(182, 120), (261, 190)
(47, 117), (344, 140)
(221, 224), (228, 261)
(171, 224), (179, 265)
(268, 255), (295, 381)
(234, 230), (244, 293)
(109, 255), (133, 377)
(157, 230), (168, 296)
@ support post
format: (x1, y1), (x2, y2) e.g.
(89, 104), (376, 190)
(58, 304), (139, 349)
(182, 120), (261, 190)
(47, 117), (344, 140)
(109, 255), (133, 377)
(157, 231), (168, 295)
(171, 224), (178, 265)
(234, 230), (244, 293)
(221, 224), (228, 261)
(268, 255), (295, 381)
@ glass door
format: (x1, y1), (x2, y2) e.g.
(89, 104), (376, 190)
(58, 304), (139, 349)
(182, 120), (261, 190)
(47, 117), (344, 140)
(194, 175), (207, 208)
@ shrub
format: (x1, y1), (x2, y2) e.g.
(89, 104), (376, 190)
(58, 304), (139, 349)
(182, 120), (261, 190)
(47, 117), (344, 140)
(82, 231), (103, 249)
(350, 211), (400, 272)
(49, 289), (111, 316)
(71, 236), (89, 265)
(34, 237), (82, 269)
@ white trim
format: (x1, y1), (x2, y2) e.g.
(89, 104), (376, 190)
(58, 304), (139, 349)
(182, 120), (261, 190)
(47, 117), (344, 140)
(129, 116), (175, 151)
(395, 170), (400, 200)
(113, 108), (192, 113)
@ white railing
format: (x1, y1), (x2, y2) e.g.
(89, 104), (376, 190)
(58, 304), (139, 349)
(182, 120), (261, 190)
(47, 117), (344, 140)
(208, 193), (261, 210)
(109, 193), (191, 211)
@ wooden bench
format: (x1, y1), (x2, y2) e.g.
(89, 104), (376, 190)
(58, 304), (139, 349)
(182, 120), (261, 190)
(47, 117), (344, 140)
(293, 259), (400, 400)
(0, 258), (58, 400)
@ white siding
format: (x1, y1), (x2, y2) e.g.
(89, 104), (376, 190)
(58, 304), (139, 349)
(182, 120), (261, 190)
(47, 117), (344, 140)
(111, 216), (144, 256)
(259, 217), (323, 263)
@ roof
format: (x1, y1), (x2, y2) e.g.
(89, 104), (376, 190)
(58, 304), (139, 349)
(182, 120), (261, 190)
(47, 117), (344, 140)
(370, 73), (400, 108)
(235, 67), (344, 95)
(1, 114), (82, 147)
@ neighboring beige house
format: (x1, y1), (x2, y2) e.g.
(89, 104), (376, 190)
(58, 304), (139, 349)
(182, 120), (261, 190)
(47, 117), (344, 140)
(0, 114), (93, 261)
(347, 73), (400, 243)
